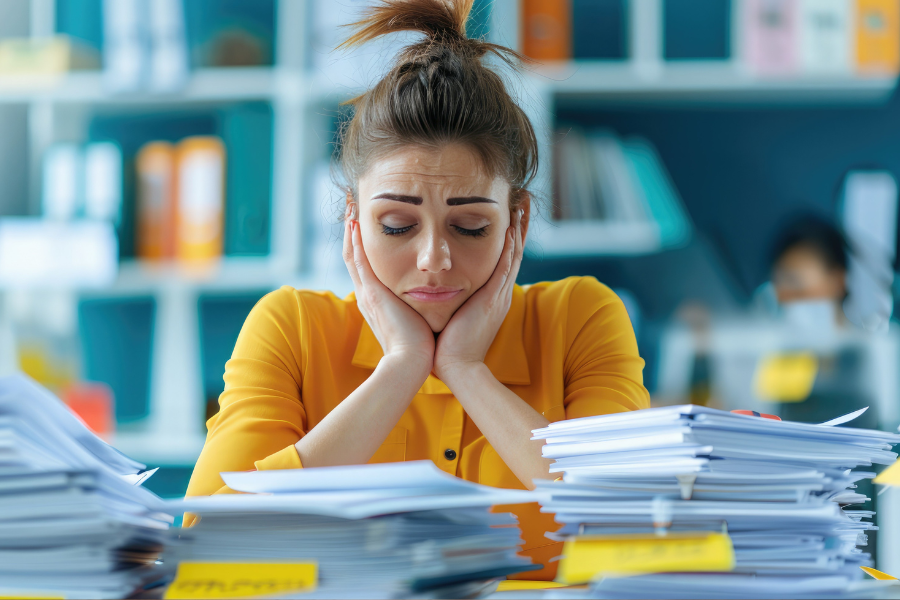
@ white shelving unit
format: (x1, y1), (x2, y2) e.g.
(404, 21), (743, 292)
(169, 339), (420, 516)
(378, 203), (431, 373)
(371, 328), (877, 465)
(509, 0), (899, 259)
(0, 0), (897, 465)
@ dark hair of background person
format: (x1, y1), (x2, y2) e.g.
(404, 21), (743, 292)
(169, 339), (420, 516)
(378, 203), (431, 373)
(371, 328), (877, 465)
(768, 213), (849, 274)
(335, 0), (538, 212)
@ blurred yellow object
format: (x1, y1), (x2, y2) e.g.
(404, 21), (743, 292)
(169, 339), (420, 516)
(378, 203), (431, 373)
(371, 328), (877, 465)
(753, 352), (818, 402)
(861, 566), (899, 580)
(496, 580), (566, 591)
(874, 459), (900, 485)
(856, 0), (900, 75)
(17, 343), (76, 392)
(176, 137), (226, 264)
(557, 532), (735, 584)
(0, 35), (99, 77)
(164, 562), (317, 599)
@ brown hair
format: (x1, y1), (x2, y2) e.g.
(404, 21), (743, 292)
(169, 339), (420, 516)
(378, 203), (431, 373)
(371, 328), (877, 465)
(337, 0), (538, 210)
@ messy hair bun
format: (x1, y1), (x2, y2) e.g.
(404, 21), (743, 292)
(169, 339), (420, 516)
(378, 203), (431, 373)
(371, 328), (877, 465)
(338, 0), (538, 210)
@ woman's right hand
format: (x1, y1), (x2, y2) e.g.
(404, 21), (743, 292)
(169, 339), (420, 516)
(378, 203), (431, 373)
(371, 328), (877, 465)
(342, 204), (435, 377)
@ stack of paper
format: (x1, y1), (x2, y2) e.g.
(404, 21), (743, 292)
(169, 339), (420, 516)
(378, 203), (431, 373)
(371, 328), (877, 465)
(0, 375), (171, 599)
(164, 461), (539, 598)
(532, 405), (900, 599)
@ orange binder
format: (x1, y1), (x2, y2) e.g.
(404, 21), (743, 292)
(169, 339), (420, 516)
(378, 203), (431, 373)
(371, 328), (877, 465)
(521, 0), (572, 61)
(136, 141), (177, 260)
(856, 0), (900, 74)
(175, 136), (225, 263)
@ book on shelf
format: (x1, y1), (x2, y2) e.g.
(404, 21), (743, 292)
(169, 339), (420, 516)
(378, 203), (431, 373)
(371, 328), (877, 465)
(175, 136), (226, 263)
(742, 0), (799, 76)
(222, 104), (272, 257)
(147, 0), (189, 92)
(521, 0), (572, 61)
(42, 142), (123, 224)
(136, 141), (177, 260)
(553, 129), (691, 250)
(84, 142), (124, 225)
(798, 0), (853, 74)
(136, 135), (226, 264)
(855, 0), (900, 75)
(102, 0), (147, 93)
(0, 35), (99, 75)
(41, 144), (82, 221)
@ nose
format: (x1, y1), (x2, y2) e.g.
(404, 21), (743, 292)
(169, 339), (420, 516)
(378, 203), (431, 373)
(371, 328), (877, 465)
(416, 227), (452, 273)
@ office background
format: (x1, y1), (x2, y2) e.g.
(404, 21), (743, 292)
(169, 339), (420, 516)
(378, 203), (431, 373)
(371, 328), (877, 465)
(0, 0), (897, 533)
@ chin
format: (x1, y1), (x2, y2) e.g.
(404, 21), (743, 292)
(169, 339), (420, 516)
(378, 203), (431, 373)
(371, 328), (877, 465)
(421, 310), (451, 333)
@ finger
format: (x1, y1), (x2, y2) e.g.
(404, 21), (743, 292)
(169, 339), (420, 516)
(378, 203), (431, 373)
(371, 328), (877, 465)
(350, 218), (384, 290)
(479, 226), (516, 299)
(498, 209), (525, 297)
(342, 211), (363, 292)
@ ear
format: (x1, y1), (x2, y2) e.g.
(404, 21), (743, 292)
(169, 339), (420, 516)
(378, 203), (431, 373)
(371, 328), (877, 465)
(518, 190), (532, 245)
(345, 190), (357, 219)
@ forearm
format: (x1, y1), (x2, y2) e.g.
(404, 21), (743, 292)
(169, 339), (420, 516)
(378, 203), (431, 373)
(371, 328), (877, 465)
(295, 354), (429, 467)
(442, 362), (553, 490)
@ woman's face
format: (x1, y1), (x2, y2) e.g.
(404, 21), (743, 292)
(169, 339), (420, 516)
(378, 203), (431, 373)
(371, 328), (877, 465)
(355, 143), (526, 332)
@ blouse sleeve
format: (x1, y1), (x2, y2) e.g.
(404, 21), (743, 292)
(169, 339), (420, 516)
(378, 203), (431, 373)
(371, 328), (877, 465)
(562, 277), (651, 420)
(184, 287), (310, 516)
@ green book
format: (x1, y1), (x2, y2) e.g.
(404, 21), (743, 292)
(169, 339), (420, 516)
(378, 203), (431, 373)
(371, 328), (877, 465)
(221, 103), (273, 256)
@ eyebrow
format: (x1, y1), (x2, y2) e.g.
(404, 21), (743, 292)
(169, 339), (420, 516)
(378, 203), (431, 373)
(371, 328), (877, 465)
(371, 193), (497, 206)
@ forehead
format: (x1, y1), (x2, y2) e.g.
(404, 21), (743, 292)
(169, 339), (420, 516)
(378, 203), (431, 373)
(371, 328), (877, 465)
(360, 144), (504, 195)
(775, 245), (831, 273)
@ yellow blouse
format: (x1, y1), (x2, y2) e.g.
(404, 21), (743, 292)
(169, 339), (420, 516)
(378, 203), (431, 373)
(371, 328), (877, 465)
(185, 276), (650, 580)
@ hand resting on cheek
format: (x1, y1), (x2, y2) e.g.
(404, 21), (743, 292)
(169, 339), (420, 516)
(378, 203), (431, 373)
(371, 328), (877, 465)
(342, 203), (435, 379)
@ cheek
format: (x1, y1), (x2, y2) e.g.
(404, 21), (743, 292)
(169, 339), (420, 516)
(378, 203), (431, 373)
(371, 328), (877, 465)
(457, 233), (506, 289)
(359, 222), (411, 291)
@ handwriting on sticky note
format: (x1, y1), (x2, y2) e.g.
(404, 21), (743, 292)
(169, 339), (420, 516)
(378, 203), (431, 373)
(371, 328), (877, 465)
(875, 460), (900, 486)
(164, 562), (317, 599)
(557, 532), (735, 584)
(753, 352), (818, 402)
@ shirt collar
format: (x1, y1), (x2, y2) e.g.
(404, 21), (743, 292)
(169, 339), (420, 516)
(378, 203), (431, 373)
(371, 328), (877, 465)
(349, 285), (531, 391)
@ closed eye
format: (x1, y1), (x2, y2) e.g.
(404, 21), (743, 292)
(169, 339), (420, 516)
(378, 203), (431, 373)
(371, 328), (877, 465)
(382, 224), (415, 236)
(453, 225), (488, 237)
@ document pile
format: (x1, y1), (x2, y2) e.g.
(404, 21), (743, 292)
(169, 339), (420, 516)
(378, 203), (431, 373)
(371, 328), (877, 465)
(0, 375), (170, 599)
(532, 405), (900, 599)
(165, 461), (539, 598)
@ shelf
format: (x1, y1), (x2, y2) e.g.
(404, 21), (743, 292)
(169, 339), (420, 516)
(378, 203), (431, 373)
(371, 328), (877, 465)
(108, 257), (290, 293)
(0, 66), (304, 105)
(2, 62), (894, 107)
(530, 61), (899, 105)
(79, 258), (354, 297)
(526, 220), (662, 257)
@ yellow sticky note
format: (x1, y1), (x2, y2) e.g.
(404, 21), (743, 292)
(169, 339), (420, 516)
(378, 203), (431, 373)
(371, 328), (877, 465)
(861, 566), (899, 580)
(496, 580), (566, 591)
(557, 532), (735, 584)
(164, 562), (317, 599)
(875, 460), (900, 485)
(753, 352), (818, 402)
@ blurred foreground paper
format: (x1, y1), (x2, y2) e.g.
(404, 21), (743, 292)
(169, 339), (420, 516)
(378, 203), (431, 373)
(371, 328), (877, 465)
(0, 219), (117, 289)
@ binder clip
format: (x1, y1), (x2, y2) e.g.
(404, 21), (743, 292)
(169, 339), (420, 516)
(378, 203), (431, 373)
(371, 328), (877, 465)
(651, 496), (673, 536)
(676, 473), (698, 500)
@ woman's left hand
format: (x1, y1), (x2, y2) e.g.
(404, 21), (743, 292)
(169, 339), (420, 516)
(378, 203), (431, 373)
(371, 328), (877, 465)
(433, 209), (524, 382)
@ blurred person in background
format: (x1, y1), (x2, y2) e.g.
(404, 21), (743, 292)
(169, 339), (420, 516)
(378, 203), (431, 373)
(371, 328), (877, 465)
(770, 214), (849, 332)
(766, 213), (878, 429)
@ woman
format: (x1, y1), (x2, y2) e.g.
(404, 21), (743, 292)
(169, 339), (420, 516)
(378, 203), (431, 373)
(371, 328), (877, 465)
(185, 0), (649, 579)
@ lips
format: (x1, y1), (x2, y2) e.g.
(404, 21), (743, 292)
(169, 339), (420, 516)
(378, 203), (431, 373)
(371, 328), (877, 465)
(405, 286), (463, 302)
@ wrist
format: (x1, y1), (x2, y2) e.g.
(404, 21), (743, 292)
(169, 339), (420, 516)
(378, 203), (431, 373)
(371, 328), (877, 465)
(435, 360), (490, 386)
(379, 352), (432, 383)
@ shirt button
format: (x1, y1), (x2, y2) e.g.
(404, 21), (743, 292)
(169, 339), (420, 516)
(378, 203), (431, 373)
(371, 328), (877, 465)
(444, 448), (457, 461)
